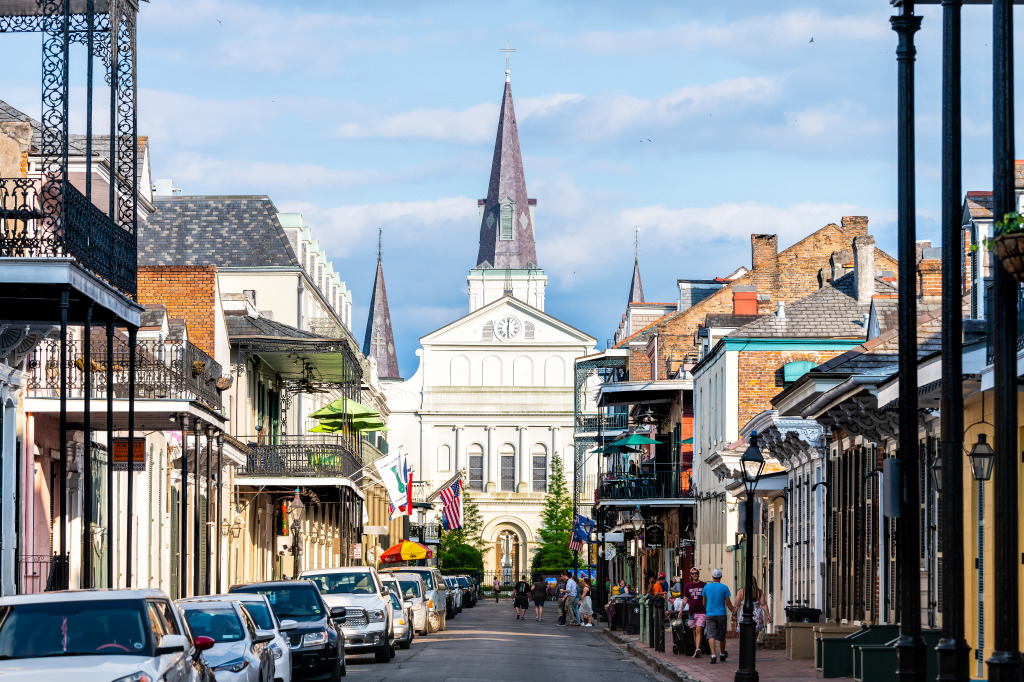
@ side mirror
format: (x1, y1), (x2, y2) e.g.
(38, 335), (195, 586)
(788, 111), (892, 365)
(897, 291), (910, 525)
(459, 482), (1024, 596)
(254, 631), (274, 644)
(279, 619), (299, 632)
(330, 605), (347, 622)
(404, 601), (414, 609)
(193, 636), (215, 653)
(156, 634), (188, 655)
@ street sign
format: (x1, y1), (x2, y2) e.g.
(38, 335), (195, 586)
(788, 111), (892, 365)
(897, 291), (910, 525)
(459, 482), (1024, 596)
(645, 522), (665, 548)
(350, 543), (362, 560)
(604, 546), (617, 560)
(112, 439), (146, 471)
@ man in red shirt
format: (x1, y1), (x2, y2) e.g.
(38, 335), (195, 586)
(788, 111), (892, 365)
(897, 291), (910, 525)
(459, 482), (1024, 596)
(681, 568), (707, 658)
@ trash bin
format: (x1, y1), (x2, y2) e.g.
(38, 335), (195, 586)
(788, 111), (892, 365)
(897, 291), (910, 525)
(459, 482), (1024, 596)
(785, 606), (822, 623)
(624, 600), (642, 635)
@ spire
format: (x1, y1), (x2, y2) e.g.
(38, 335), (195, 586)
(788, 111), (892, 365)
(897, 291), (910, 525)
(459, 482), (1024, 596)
(363, 232), (400, 380)
(475, 67), (538, 271)
(628, 226), (644, 303)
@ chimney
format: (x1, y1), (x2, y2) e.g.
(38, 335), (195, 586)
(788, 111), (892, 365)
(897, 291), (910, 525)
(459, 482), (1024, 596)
(853, 235), (875, 302)
(918, 246), (942, 301)
(750, 234), (778, 270)
(830, 249), (853, 282)
(776, 302), (786, 319)
(732, 285), (757, 315)
(841, 216), (869, 236)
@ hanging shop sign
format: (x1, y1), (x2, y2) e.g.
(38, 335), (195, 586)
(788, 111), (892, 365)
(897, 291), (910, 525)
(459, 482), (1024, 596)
(604, 546), (617, 560)
(112, 439), (146, 472)
(645, 522), (665, 548)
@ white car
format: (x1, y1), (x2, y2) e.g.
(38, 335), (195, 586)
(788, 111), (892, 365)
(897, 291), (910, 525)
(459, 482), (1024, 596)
(386, 591), (413, 650)
(190, 593), (296, 682)
(0, 588), (215, 682)
(177, 599), (275, 682)
(383, 572), (427, 635)
(300, 567), (394, 663)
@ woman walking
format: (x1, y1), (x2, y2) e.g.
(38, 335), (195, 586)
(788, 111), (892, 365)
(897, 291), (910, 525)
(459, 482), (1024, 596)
(531, 576), (547, 621)
(493, 576), (501, 604)
(733, 578), (771, 645)
(578, 578), (594, 626)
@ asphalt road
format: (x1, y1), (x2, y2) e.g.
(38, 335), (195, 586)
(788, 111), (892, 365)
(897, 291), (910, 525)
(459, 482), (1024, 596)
(341, 598), (668, 682)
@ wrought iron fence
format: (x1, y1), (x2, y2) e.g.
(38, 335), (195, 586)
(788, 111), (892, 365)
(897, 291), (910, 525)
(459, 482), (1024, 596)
(594, 465), (694, 501)
(18, 553), (67, 593)
(0, 178), (137, 297)
(574, 413), (629, 432)
(242, 434), (361, 479)
(25, 330), (223, 409)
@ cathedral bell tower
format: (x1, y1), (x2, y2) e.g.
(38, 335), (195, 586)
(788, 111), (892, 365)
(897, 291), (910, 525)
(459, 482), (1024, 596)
(467, 63), (547, 312)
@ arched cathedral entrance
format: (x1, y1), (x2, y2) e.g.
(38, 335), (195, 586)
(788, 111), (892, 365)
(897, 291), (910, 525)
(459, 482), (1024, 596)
(494, 527), (523, 582)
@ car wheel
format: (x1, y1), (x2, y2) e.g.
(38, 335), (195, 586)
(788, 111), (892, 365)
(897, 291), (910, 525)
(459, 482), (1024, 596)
(427, 611), (441, 633)
(331, 659), (342, 682)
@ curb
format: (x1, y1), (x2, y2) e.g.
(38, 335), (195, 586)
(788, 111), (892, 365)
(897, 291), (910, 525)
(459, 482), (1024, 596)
(601, 627), (700, 682)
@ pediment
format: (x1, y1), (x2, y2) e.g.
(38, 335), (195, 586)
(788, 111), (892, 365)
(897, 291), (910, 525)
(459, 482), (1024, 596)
(420, 296), (596, 347)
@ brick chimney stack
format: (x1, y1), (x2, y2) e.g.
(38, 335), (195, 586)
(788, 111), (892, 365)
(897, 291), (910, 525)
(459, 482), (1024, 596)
(853, 235), (875, 302)
(830, 249), (852, 283)
(751, 234), (778, 270)
(918, 246), (942, 302)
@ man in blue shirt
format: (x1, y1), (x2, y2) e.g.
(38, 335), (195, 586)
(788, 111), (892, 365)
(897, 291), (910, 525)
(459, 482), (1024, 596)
(701, 568), (735, 664)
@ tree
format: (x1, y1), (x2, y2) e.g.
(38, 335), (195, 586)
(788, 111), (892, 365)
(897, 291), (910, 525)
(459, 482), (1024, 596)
(531, 453), (573, 574)
(438, 543), (483, 574)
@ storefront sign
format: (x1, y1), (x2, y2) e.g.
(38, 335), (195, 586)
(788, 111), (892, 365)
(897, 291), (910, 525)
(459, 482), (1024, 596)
(645, 522), (665, 548)
(112, 439), (146, 471)
(350, 543), (362, 560)
(603, 546), (617, 560)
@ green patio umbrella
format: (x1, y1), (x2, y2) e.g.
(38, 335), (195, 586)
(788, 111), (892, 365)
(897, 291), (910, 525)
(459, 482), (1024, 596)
(594, 443), (640, 455)
(308, 416), (388, 433)
(612, 433), (661, 446)
(309, 396), (379, 420)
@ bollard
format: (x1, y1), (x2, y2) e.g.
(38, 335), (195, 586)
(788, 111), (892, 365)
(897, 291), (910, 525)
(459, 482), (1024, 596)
(652, 595), (666, 652)
(639, 594), (650, 643)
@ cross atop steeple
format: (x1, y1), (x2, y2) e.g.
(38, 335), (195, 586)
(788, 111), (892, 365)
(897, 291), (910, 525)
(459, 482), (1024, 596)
(377, 226), (383, 262)
(500, 40), (515, 82)
(634, 225), (639, 262)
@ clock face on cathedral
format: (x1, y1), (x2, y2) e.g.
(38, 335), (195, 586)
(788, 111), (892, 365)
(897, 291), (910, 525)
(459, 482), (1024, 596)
(494, 316), (521, 341)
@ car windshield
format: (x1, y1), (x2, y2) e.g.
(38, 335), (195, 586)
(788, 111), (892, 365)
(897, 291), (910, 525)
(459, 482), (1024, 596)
(182, 607), (245, 643)
(239, 602), (275, 631)
(0, 599), (149, 659)
(389, 593), (402, 610)
(398, 581), (421, 599)
(304, 572), (376, 595)
(406, 571), (433, 590)
(231, 585), (323, 622)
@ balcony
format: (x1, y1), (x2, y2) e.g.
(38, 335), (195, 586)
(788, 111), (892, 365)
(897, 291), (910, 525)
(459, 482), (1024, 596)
(594, 465), (693, 503)
(1, 178), (137, 298)
(409, 523), (441, 545)
(25, 331), (223, 410)
(242, 434), (361, 479)
(574, 413), (629, 433)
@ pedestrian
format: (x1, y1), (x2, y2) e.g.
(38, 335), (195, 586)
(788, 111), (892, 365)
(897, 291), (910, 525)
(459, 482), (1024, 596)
(560, 571), (579, 626)
(682, 567), (706, 658)
(702, 568), (735, 665)
(657, 572), (669, 594)
(733, 577), (771, 645)
(531, 576), (547, 621)
(670, 575), (682, 599)
(493, 576), (501, 604)
(557, 576), (567, 624)
(578, 578), (594, 626)
(513, 574), (531, 620)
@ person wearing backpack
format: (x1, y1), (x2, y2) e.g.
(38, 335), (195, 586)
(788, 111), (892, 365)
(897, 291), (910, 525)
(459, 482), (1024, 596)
(513, 575), (531, 620)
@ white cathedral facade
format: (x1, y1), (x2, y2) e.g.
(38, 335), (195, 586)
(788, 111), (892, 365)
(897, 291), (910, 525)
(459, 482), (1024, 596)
(384, 73), (597, 576)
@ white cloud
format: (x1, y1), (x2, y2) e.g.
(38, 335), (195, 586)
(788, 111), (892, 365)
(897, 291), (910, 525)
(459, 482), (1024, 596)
(336, 103), (499, 144)
(158, 153), (381, 192)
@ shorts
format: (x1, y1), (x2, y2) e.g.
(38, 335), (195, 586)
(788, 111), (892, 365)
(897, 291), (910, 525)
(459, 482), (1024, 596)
(514, 595), (529, 608)
(533, 599), (545, 607)
(687, 613), (706, 628)
(705, 615), (728, 641)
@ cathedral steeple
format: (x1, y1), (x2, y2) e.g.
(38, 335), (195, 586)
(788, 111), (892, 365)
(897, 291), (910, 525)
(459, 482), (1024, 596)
(629, 227), (644, 303)
(475, 67), (538, 271)
(363, 230), (400, 380)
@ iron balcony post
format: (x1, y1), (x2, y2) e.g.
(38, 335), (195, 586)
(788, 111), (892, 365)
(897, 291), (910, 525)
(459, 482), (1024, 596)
(193, 418), (201, 596)
(58, 286), (69, 590)
(178, 412), (188, 598)
(125, 324), (136, 588)
(105, 318), (114, 588)
(204, 424), (212, 596)
(82, 302), (92, 587)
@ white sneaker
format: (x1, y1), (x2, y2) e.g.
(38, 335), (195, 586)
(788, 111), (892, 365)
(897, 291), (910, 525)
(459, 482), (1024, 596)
(584, 624), (593, 627)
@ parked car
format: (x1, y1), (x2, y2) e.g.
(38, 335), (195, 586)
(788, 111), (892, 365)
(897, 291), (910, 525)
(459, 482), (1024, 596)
(444, 576), (462, 615)
(387, 591), (414, 650)
(381, 571), (427, 635)
(229, 580), (346, 681)
(178, 598), (276, 682)
(0, 588), (215, 682)
(454, 575), (476, 607)
(394, 567), (448, 634)
(193, 593), (297, 682)
(299, 567), (393, 664)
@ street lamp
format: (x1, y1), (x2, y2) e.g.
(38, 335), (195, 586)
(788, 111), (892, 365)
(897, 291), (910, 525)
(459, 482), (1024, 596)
(929, 451), (943, 492)
(968, 433), (994, 482)
(736, 431), (765, 682)
(968, 432), (993, 680)
(290, 489), (304, 579)
(630, 507), (644, 532)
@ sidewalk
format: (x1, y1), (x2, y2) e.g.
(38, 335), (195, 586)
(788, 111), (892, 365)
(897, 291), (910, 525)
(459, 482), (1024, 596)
(602, 625), (821, 682)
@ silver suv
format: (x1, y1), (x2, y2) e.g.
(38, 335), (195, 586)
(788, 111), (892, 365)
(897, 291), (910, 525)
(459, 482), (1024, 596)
(300, 567), (394, 663)
(390, 567), (448, 633)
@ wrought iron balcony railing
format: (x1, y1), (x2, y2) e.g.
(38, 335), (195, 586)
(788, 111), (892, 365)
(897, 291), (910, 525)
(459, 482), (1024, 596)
(242, 434), (361, 480)
(1, 178), (137, 298)
(409, 523), (441, 544)
(25, 331), (223, 409)
(594, 465), (694, 502)
(574, 413), (629, 432)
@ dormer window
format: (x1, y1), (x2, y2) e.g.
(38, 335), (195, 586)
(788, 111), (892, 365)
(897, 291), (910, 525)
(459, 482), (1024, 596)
(499, 200), (514, 241)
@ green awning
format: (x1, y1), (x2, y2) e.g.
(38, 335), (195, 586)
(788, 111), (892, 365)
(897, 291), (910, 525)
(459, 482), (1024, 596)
(681, 437), (693, 445)
(309, 396), (379, 420)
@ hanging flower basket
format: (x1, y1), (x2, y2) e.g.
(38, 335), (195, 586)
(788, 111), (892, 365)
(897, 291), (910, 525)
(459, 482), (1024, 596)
(992, 233), (1024, 283)
(191, 360), (207, 376)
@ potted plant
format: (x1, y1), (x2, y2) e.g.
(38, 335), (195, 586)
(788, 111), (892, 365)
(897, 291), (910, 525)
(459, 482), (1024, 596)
(988, 211), (1024, 282)
(191, 360), (207, 376)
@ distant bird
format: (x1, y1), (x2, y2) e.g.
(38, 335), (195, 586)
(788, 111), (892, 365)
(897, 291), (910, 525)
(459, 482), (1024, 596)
(216, 19), (222, 26)
(809, 37), (814, 43)
(647, 138), (651, 142)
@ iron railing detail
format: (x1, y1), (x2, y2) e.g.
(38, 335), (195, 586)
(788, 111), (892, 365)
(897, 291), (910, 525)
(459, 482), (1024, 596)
(984, 281), (1024, 364)
(593, 465), (694, 502)
(25, 331), (223, 409)
(242, 435), (361, 480)
(574, 413), (629, 432)
(409, 523), (440, 544)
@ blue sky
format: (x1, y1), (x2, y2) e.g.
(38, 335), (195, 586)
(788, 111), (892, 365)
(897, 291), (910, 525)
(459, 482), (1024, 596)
(3, 1), (1022, 378)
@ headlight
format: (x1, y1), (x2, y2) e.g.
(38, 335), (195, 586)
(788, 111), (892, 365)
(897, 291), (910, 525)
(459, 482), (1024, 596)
(212, 658), (249, 673)
(270, 641), (284, 659)
(427, 600), (434, 609)
(302, 630), (329, 647)
(367, 609), (386, 623)
(112, 674), (152, 682)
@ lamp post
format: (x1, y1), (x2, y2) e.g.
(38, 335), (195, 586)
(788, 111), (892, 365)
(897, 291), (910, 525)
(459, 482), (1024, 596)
(290, 489), (304, 579)
(631, 507), (644, 588)
(968, 433), (994, 679)
(736, 431), (765, 682)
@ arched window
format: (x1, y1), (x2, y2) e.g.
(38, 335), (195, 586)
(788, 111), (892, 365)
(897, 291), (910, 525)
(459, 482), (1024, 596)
(500, 201), (514, 241)
(468, 444), (484, 491)
(531, 443), (547, 492)
(499, 443), (516, 492)
(437, 444), (452, 472)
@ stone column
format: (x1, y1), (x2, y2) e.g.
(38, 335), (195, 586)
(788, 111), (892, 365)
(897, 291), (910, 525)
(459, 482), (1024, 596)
(517, 426), (527, 492)
(454, 426), (463, 475)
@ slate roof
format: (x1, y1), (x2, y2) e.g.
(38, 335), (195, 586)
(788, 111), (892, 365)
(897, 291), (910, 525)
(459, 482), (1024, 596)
(225, 314), (325, 340)
(813, 305), (942, 376)
(966, 192), (993, 219)
(362, 257), (401, 379)
(475, 79), (539, 270)
(728, 272), (897, 340)
(140, 195), (299, 267)
(628, 258), (644, 303)
(704, 314), (761, 329)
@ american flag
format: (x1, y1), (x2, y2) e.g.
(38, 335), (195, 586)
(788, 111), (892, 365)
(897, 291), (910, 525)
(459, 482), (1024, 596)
(440, 478), (463, 530)
(568, 516), (583, 553)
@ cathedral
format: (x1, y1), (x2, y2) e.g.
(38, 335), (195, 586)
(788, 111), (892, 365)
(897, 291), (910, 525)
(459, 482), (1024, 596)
(374, 68), (597, 577)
